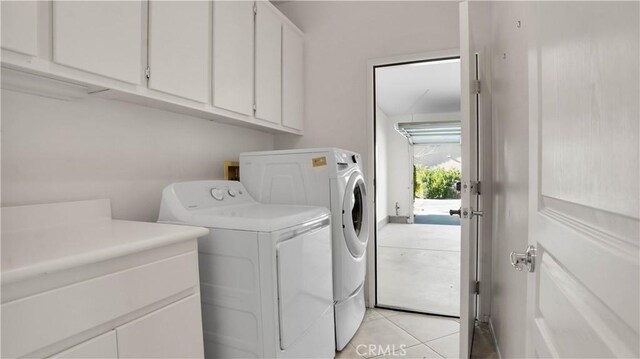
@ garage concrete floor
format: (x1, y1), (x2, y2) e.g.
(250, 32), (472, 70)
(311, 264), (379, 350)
(377, 223), (461, 317)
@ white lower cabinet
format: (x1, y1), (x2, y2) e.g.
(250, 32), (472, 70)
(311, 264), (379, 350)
(51, 331), (118, 359)
(49, 295), (204, 359)
(116, 295), (205, 359)
(2, 200), (207, 359)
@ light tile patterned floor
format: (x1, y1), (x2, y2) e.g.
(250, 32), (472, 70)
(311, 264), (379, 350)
(336, 308), (460, 359)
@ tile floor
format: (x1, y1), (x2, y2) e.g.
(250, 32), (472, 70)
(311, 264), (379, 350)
(377, 223), (461, 316)
(336, 308), (499, 359)
(337, 308), (460, 359)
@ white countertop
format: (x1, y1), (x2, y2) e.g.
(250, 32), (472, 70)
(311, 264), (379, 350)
(1, 199), (209, 285)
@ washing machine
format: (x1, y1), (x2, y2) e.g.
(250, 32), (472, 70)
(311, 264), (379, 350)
(240, 148), (369, 350)
(158, 180), (335, 358)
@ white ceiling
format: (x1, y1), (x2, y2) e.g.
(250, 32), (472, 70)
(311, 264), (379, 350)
(375, 58), (461, 117)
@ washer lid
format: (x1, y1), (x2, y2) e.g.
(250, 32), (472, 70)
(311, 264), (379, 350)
(159, 180), (330, 232)
(166, 203), (329, 232)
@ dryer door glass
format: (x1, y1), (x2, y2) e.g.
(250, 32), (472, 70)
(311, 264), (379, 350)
(351, 185), (363, 236)
(342, 172), (369, 258)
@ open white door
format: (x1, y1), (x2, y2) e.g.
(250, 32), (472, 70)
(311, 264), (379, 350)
(459, 2), (479, 357)
(525, 2), (639, 357)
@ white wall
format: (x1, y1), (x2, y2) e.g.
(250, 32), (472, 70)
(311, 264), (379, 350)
(1, 90), (274, 222)
(488, 2), (530, 358)
(272, 0), (460, 308)
(384, 114), (411, 218)
(272, 1), (460, 182)
(374, 106), (388, 225)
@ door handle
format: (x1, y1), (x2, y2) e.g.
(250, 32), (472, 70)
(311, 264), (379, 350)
(449, 208), (484, 218)
(450, 207), (483, 218)
(510, 245), (536, 272)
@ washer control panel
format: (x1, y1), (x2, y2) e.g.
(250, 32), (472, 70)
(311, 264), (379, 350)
(210, 188), (226, 201)
(207, 181), (247, 203)
(168, 180), (254, 210)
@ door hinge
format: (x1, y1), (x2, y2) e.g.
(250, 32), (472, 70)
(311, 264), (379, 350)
(253, 3), (257, 15)
(252, 103), (257, 113)
(145, 66), (150, 80)
(474, 281), (480, 294)
(472, 80), (481, 94)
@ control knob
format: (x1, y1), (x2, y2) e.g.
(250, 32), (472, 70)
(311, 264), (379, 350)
(210, 188), (225, 201)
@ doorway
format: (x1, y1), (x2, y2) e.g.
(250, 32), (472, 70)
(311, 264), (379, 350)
(374, 56), (464, 317)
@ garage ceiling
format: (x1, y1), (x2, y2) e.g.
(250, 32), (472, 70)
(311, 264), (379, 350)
(375, 58), (461, 117)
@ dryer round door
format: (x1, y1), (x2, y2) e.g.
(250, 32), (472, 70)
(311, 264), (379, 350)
(342, 171), (369, 258)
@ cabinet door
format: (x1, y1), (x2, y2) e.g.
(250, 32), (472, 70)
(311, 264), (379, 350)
(282, 25), (304, 131)
(53, 1), (143, 84)
(255, 1), (282, 125)
(1, 1), (38, 56)
(50, 331), (117, 359)
(212, 1), (254, 115)
(116, 295), (204, 359)
(148, 1), (210, 103)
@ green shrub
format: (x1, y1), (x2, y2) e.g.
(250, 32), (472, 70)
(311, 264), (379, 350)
(414, 165), (461, 199)
(413, 165), (421, 198)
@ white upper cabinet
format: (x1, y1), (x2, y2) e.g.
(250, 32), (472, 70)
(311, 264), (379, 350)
(148, 1), (210, 103)
(1, 1), (38, 56)
(255, 1), (282, 125)
(282, 24), (304, 131)
(52, 1), (143, 84)
(212, 1), (254, 116)
(3, 0), (304, 134)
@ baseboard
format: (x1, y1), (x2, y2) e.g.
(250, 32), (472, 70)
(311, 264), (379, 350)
(388, 215), (409, 224)
(488, 317), (503, 359)
(377, 216), (389, 229)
